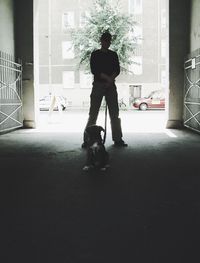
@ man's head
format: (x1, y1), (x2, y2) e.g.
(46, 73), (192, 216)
(100, 32), (112, 50)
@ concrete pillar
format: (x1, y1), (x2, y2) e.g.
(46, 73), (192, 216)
(167, 0), (191, 128)
(15, 0), (35, 128)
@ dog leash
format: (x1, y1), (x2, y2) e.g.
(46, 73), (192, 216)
(102, 101), (107, 145)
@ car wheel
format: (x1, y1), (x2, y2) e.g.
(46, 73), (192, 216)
(62, 105), (66, 111)
(139, 103), (147, 111)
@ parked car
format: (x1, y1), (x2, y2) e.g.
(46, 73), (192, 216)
(39, 95), (67, 111)
(133, 90), (165, 110)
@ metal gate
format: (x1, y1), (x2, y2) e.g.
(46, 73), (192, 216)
(184, 49), (200, 133)
(0, 51), (23, 133)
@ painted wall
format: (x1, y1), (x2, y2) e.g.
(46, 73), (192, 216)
(0, 0), (15, 54)
(190, 0), (200, 52)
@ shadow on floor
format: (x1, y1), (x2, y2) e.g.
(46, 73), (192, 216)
(0, 127), (200, 263)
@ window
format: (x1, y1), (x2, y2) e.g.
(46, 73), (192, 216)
(129, 0), (142, 14)
(161, 9), (167, 29)
(80, 11), (89, 27)
(62, 41), (74, 59)
(161, 70), (167, 88)
(62, 12), (74, 32)
(63, 71), (75, 88)
(129, 56), (143, 75)
(130, 25), (142, 44)
(80, 71), (93, 88)
(161, 40), (166, 58)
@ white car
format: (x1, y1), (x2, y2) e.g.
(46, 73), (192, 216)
(39, 95), (66, 111)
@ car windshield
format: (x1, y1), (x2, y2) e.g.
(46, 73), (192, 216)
(147, 92), (156, 98)
(147, 90), (164, 99)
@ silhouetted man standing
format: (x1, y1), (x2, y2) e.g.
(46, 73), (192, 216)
(82, 32), (127, 148)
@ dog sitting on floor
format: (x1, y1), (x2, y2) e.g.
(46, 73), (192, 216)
(82, 125), (109, 171)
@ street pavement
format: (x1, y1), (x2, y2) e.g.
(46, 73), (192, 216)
(38, 109), (167, 133)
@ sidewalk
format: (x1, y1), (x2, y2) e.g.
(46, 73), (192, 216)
(38, 109), (167, 133)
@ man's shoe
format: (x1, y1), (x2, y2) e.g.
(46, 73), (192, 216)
(81, 142), (88, 149)
(114, 140), (128, 147)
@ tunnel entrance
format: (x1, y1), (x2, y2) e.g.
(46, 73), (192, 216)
(34, 0), (169, 133)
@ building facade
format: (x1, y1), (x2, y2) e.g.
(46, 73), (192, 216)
(37, 0), (168, 109)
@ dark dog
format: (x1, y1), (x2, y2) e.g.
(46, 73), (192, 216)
(83, 125), (109, 171)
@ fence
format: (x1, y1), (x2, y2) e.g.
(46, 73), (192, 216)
(0, 51), (23, 133)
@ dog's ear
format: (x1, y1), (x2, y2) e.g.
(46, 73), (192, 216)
(86, 125), (104, 135)
(98, 126), (105, 132)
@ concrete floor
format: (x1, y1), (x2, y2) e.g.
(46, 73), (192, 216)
(1, 111), (200, 262)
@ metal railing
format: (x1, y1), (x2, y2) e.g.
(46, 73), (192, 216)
(0, 51), (23, 133)
(184, 50), (200, 133)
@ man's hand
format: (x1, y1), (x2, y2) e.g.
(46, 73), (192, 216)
(100, 73), (116, 88)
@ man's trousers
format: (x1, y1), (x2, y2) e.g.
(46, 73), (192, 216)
(83, 82), (123, 143)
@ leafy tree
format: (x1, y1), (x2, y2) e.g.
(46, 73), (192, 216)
(71, 0), (139, 73)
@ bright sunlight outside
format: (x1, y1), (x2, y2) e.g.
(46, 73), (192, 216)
(34, 0), (170, 135)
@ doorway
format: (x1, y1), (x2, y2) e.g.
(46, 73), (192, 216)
(34, 0), (169, 133)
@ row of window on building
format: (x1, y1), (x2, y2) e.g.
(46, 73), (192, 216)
(39, 66), (166, 89)
(61, 60), (143, 89)
(62, 39), (167, 60)
(62, 12), (143, 44)
(62, 0), (144, 30)
(62, 5), (166, 31)
(63, 71), (92, 88)
(60, 67), (167, 89)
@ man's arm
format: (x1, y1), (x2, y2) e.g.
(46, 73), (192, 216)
(112, 52), (120, 77)
(90, 52), (98, 75)
(101, 52), (120, 85)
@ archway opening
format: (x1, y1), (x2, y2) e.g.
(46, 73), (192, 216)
(34, 0), (169, 135)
